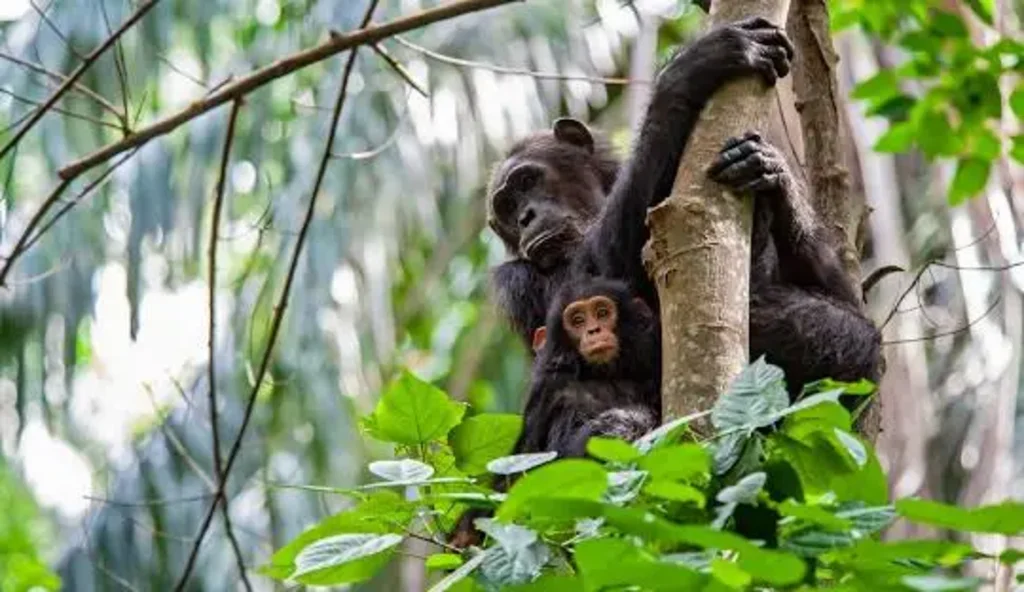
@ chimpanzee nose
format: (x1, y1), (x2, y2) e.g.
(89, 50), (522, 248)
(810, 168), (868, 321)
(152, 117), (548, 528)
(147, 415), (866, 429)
(587, 325), (600, 335)
(518, 207), (536, 229)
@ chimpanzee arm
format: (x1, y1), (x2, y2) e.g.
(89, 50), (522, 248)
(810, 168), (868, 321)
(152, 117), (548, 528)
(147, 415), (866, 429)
(708, 133), (860, 306)
(577, 18), (794, 297)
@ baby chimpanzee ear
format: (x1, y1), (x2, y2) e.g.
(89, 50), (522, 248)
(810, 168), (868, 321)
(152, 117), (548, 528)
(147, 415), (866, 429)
(632, 297), (653, 319)
(532, 326), (548, 353)
(552, 118), (594, 153)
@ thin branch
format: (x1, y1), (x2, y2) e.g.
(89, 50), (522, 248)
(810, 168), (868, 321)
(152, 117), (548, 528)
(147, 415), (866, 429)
(97, 0), (132, 130)
(0, 0), (160, 163)
(331, 91), (410, 161)
(83, 494), (214, 508)
(882, 298), (1000, 345)
(0, 87), (123, 130)
(206, 99), (252, 591)
(392, 35), (642, 85)
(369, 41), (429, 97)
(57, 0), (521, 182)
(28, 0), (84, 60)
(0, 50), (126, 122)
(173, 1), (383, 587)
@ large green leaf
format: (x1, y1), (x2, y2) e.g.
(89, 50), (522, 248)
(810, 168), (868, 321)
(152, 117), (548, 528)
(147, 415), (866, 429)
(362, 371), (466, 445)
(711, 357), (789, 433)
(450, 413), (522, 474)
(292, 533), (404, 582)
(949, 158), (991, 205)
(896, 499), (1024, 535)
(574, 538), (707, 591)
(497, 459), (608, 521)
(638, 444), (709, 482)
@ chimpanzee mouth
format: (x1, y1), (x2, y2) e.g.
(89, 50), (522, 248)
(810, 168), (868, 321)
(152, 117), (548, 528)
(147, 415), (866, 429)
(522, 225), (580, 263)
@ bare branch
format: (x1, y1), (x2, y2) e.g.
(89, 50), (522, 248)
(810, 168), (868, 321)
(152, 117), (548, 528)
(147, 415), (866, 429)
(0, 0), (160, 162)
(392, 35), (642, 85)
(369, 41), (429, 97)
(0, 87), (122, 131)
(0, 50), (126, 122)
(205, 99), (252, 591)
(57, 0), (521, 182)
(173, 0), (384, 586)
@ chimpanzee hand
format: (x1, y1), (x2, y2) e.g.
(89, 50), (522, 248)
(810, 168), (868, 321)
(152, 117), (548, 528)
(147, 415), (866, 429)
(706, 131), (790, 196)
(655, 17), (795, 102)
(565, 406), (658, 457)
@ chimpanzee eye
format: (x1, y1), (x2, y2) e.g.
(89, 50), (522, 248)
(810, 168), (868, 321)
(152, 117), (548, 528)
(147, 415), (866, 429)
(492, 190), (517, 222)
(508, 166), (541, 192)
(596, 306), (608, 319)
(571, 313), (585, 327)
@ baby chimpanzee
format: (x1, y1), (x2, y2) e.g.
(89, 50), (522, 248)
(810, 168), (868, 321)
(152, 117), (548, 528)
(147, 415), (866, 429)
(516, 276), (661, 457)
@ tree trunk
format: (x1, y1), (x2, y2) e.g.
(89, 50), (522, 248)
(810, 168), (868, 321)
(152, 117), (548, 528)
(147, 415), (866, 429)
(643, 0), (791, 434)
(787, 0), (883, 440)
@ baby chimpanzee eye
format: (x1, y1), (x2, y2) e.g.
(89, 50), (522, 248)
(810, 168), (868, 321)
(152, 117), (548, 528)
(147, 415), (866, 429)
(596, 307), (608, 319)
(572, 313), (585, 327)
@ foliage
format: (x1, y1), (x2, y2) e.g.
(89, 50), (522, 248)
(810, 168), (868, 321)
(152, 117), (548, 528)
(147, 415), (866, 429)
(262, 363), (1024, 590)
(833, 0), (1024, 204)
(0, 463), (61, 592)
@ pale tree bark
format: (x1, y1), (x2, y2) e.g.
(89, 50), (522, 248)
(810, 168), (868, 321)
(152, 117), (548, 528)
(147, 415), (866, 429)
(643, 0), (791, 432)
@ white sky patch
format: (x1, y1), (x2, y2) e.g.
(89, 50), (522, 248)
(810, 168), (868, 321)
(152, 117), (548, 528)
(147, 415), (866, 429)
(0, 0), (29, 21)
(20, 421), (93, 518)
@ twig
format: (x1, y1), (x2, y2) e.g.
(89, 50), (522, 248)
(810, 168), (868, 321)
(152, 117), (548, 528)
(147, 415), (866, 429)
(57, 0), (521, 182)
(0, 50), (126, 122)
(83, 494), (214, 508)
(882, 298), (1000, 345)
(205, 99), (252, 591)
(0, 0), (160, 163)
(392, 35), (642, 85)
(369, 42), (429, 97)
(97, 0), (132, 131)
(0, 87), (123, 131)
(173, 1), (383, 587)
(28, 0), (84, 60)
(20, 149), (137, 255)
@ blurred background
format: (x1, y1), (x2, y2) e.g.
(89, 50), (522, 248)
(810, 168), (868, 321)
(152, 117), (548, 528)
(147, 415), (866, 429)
(0, 0), (1021, 589)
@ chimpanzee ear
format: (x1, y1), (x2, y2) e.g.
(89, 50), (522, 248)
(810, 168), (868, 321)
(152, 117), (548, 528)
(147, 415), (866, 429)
(552, 118), (594, 153)
(632, 297), (653, 319)
(532, 326), (548, 353)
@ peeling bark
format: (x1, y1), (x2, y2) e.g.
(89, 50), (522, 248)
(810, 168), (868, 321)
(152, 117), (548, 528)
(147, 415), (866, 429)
(643, 0), (791, 433)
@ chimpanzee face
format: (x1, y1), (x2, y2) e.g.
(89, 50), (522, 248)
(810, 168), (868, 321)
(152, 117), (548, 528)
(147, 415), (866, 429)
(486, 119), (606, 270)
(561, 294), (620, 365)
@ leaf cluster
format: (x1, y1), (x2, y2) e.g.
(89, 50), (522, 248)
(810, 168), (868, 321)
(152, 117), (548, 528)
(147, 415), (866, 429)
(261, 363), (1024, 590)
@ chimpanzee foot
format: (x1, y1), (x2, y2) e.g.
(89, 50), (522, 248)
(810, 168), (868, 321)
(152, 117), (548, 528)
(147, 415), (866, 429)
(706, 131), (789, 195)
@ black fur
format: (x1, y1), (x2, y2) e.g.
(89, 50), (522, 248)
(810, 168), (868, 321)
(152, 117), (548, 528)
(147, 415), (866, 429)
(516, 278), (661, 457)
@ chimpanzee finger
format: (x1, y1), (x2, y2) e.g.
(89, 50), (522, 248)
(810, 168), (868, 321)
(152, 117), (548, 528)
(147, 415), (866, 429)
(709, 150), (767, 185)
(739, 173), (781, 194)
(707, 138), (759, 176)
(745, 28), (795, 60)
(766, 46), (791, 79)
(755, 57), (779, 86)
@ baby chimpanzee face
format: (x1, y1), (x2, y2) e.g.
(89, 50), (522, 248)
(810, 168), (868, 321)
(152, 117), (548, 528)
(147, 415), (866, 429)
(561, 295), (619, 365)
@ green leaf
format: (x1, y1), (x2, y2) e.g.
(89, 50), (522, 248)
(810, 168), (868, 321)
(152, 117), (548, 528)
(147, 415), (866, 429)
(970, 127), (1001, 160)
(363, 371), (466, 445)
(999, 548), (1024, 565)
(874, 121), (916, 153)
(833, 429), (868, 467)
(1012, 135), (1024, 164)
(949, 158), (991, 205)
(497, 459), (608, 521)
(260, 491), (414, 581)
(368, 459), (434, 482)
(426, 553), (464, 570)
(903, 575), (983, 591)
(428, 550), (490, 592)
(835, 539), (974, 568)
(487, 452), (558, 475)
(292, 533), (404, 582)
(587, 436), (641, 463)
(712, 357), (789, 432)
(475, 519), (550, 588)
(716, 472), (765, 504)
(896, 499), (1024, 535)
(712, 431), (749, 476)
(778, 500), (852, 531)
(917, 111), (960, 157)
(711, 558), (752, 589)
(599, 508), (807, 585)
(506, 574), (584, 591)
(852, 70), (900, 101)
(964, 0), (994, 24)
(450, 413), (522, 475)
(929, 11), (967, 37)
(574, 538), (707, 591)
(605, 470), (648, 505)
(638, 444), (709, 482)
(634, 410), (711, 453)
(643, 480), (706, 506)
(1011, 87), (1024, 119)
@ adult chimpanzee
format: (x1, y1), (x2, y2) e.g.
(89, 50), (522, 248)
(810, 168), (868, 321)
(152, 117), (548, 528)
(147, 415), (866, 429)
(486, 23), (880, 396)
(487, 16), (797, 344)
(517, 277), (661, 458)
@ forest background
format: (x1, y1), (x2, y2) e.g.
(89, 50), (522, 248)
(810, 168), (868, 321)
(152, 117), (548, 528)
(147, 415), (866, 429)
(0, 0), (1022, 590)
